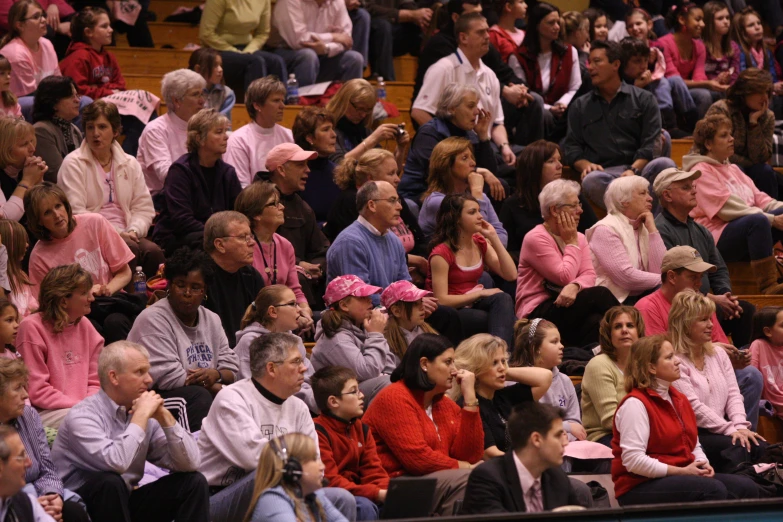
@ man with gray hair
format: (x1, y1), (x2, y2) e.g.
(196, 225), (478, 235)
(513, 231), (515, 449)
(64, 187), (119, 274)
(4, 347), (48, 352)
(198, 333), (356, 522)
(51, 341), (207, 522)
(327, 181), (464, 343)
(202, 211), (265, 348)
(0, 425), (56, 522)
(137, 69), (207, 197)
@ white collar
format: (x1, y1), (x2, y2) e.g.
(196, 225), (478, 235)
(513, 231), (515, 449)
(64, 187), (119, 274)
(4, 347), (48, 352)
(358, 215), (384, 236)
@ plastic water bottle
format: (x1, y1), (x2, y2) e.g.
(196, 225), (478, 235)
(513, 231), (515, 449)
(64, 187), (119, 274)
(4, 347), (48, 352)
(286, 74), (299, 105)
(376, 76), (387, 101)
(133, 266), (146, 297)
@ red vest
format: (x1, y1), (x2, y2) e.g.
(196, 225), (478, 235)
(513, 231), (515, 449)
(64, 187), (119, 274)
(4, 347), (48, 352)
(611, 386), (698, 498)
(515, 43), (575, 106)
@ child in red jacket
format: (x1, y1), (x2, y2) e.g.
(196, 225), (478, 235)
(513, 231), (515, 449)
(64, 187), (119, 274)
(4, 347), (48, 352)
(312, 366), (390, 521)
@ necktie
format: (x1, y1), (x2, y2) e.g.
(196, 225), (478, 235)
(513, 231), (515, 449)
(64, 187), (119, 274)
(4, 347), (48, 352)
(527, 479), (544, 513)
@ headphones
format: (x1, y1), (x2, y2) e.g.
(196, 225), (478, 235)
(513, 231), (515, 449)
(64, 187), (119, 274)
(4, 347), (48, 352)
(270, 435), (303, 485)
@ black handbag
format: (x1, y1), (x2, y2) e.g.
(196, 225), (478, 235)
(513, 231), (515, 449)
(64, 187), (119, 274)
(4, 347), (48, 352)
(88, 293), (146, 324)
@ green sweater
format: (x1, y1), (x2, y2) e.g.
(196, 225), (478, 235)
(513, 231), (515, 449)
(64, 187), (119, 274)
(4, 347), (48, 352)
(581, 353), (627, 442)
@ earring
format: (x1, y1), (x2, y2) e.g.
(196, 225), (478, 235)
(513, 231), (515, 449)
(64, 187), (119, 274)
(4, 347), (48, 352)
(203, 294), (208, 302)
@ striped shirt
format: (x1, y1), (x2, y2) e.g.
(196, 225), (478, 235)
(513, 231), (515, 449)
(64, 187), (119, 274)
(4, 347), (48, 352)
(10, 405), (63, 497)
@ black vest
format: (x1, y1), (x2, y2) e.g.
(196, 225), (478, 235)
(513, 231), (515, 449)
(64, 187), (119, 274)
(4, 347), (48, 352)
(3, 491), (35, 522)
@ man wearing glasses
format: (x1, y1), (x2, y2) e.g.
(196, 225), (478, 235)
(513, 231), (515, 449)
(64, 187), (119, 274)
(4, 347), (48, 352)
(0, 425), (56, 521)
(199, 333), (357, 522)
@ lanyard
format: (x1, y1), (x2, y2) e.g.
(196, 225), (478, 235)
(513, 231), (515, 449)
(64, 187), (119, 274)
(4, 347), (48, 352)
(254, 233), (277, 284)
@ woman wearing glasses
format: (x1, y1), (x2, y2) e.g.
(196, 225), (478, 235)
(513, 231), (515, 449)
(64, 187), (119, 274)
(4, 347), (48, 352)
(234, 181), (314, 328)
(58, 100), (164, 280)
(234, 284), (316, 412)
(586, 175), (666, 306)
(153, 108), (241, 254)
(128, 247), (239, 431)
(324, 79), (409, 168)
(516, 179), (618, 347)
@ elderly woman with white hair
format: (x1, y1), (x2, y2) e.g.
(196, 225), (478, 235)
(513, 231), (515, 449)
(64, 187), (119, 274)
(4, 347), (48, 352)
(400, 82), (503, 204)
(586, 175), (666, 305)
(516, 179), (618, 347)
(137, 69), (207, 199)
(153, 109), (241, 254)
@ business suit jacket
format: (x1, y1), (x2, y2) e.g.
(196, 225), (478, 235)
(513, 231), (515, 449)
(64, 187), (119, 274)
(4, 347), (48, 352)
(461, 452), (578, 514)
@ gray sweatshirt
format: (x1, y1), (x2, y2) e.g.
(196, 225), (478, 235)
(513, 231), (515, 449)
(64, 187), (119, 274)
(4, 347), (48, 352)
(127, 298), (239, 389)
(540, 367), (582, 442)
(234, 322), (317, 413)
(311, 320), (396, 381)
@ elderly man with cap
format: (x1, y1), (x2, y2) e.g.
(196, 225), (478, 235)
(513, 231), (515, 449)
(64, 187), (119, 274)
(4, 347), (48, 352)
(327, 180), (465, 345)
(257, 143), (330, 311)
(654, 167), (756, 348)
(635, 246), (764, 430)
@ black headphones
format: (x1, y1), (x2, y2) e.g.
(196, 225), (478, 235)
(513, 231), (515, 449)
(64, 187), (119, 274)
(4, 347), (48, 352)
(271, 435), (303, 485)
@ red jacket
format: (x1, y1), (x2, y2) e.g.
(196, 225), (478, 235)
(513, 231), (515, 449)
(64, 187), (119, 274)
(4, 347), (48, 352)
(314, 412), (390, 501)
(59, 42), (126, 100)
(489, 26), (520, 66)
(611, 386), (698, 498)
(516, 43), (575, 106)
(362, 381), (484, 477)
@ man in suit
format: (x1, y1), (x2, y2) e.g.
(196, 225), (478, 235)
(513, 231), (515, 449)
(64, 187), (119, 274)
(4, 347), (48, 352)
(461, 402), (579, 514)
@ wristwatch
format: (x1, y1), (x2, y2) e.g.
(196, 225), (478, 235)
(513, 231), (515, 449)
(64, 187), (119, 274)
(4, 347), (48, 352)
(215, 370), (224, 384)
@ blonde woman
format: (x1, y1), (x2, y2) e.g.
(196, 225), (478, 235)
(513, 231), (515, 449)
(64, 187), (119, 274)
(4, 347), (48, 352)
(611, 335), (759, 505)
(0, 117), (47, 219)
(418, 137), (507, 246)
(15, 264), (103, 428)
(668, 290), (768, 473)
(325, 79), (409, 167)
(244, 433), (347, 522)
(152, 108), (241, 254)
(452, 333), (552, 459)
(324, 149), (427, 278)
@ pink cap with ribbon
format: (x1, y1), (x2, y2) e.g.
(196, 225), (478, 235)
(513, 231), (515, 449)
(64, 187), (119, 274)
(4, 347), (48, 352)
(380, 280), (432, 309)
(323, 275), (382, 307)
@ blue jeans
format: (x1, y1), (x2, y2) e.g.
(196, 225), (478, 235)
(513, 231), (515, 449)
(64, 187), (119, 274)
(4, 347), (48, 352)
(736, 365), (763, 431)
(716, 209), (783, 261)
(648, 77), (673, 111)
(667, 75), (697, 114)
(741, 163), (779, 199)
(582, 157), (678, 210)
(349, 8), (370, 68)
(617, 474), (759, 506)
(689, 87), (713, 119)
(219, 49), (287, 92)
(355, 495), (380, 521)
(273, 47), (364, 87)
(457, 291), (515, 348)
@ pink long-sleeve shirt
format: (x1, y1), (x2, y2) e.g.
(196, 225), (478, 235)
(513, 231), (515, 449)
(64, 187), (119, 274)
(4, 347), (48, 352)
(671, 347), (751, 435)
(137, 112), (188, 195)
(654, 33), (707, 81)
(0, 37), (61, 97)
(16, 313), (103, 410)
(252, 233), (306, 303)
(515, 225), (595, 318)
(635, 289), (729, 343)
(750, 338), (783, 419)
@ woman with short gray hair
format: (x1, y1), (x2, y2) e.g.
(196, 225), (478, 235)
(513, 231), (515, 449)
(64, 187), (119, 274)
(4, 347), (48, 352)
(152, 109), (241, 254)
(400, 82), (502, 204)
(138, 69), (207, 197)
(586, 175), (665, 305)
(516, 179), (618, 347)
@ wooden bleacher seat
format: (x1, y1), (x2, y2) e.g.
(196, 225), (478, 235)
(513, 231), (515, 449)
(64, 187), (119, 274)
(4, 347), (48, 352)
(733, 294), (783, 310)
(670, 138), (693, 168)
(113, 47), (191, 75)
(115, 22), (199, 48)
(758, 415), (783, 444)
(727, 262), (758, 296)
(149, 0), (202, 20)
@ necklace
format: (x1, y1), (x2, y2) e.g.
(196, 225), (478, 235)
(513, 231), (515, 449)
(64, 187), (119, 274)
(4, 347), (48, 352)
(99, 157), (112, 168)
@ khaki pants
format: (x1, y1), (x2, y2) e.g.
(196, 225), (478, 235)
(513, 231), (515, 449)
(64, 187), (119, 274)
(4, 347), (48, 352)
(38, 408), (70, 429)
(426, 468), (471, 516)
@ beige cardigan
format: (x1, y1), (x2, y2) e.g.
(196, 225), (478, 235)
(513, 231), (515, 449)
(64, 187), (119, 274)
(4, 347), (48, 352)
(57, 140), (155, 237)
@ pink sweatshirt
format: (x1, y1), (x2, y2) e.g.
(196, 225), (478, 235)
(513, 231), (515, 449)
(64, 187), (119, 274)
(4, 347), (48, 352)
(672, 346), (750, 435)
(0, 37), (61, 97)
(137, 112), (188, 195)
(750, 338), (783, 419)
(515, 224), (596, 318)
(222, 122), (294, 188)
(635, 289), (729, 343)
(654, 33), (707, 81)
(16, 313), (103, 410)
(252, 233), (306, 302)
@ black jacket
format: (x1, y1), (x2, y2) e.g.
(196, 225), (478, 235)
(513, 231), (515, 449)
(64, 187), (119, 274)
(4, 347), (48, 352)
(461, 452), (578, 515)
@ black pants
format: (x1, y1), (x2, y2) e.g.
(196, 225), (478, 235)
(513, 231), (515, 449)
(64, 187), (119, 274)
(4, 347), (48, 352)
(426, 305), (464, 346)
(617, 473), (760, 506)
(368, 18), (421, 80)
(76, 471), (209, 522)
(718, 299), (755, 348)
(504, 91), (546, 147)
(697, 428), (769, 474)
(62, 499), (91, 522)
(88, 312), (132, 344)
(529, 286), (619, 347)
(157, 385), (214, 432)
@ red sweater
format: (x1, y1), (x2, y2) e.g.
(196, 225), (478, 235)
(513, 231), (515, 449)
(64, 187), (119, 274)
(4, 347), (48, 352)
(611, 387), (698, 498)
(59, 42), (126, 100)
(362, 381), (484, 477)
(516, 43), (575, 105)
(314, 413), (390, 501)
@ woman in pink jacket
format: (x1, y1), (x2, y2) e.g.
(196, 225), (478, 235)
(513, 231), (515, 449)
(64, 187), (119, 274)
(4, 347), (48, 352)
(16, 264), (103, 428)
(684, 113), (783, 295)
(515, 178), (618, 347)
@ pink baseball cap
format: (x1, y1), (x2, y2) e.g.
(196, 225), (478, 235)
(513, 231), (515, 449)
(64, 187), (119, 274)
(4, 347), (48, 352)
(265, 143), (317, 172)
(380, 281), (432, 309)
(324, 275), (382, 307)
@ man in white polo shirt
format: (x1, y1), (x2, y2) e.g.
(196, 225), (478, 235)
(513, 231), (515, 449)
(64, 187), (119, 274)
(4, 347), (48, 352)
(412, 11), (516, 166)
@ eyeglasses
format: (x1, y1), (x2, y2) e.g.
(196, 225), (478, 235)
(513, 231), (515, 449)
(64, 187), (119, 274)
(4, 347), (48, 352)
(557, 202), (583, 210)
(5, 450), (28, 463)
(274, 357), (305, 367)
(371, 196), (401, 205)
(350, 100), (373, 114)
(171, 281), (205, 294)
(23, 11), (46, 21)
(184, 91), (207, 100)
(671, 183), (695, 192)
(274, 301), (299, 308)
(264, 199), (283, 209)
(221, 234), (254, 244)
